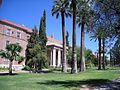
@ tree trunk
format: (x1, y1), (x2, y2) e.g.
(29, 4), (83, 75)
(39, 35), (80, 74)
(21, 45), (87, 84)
(110, 50), (112, 66)
(80, 20), (86, 72)
(114, 59), (115, 67)
(71, 0), (77, 74)
(9, 60), (13, 75)
(102, 38), (105, 70)
(39, 61), (42, 71)
(61, 11), (67, 73)
(98, 36), (101, 70)
(97, 53), (99, 67)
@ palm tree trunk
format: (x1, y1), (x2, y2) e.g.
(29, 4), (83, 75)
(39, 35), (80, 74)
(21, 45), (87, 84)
(114, 59), (115, 67)
(80, 20), (86, 72)
(9, 60), (13, 75)
(110, 50), (112, 66)
(102, 38), (105, 70)
(71, 0), (77, 74)
(98, 36), (101, 70)
(97, 52), (99, 67)
(61, 11), (67, 73)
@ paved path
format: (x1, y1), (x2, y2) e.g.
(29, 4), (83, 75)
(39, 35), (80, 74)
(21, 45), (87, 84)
(96, 78), (120, 90)
(0, 70), (29, 73)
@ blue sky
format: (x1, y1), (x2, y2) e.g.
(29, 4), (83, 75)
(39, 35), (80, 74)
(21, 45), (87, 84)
(0, 0), (99, 54)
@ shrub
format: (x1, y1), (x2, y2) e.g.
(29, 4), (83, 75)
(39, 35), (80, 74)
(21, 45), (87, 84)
(22, 66), (31, 71)
(0, 67), (9, 70)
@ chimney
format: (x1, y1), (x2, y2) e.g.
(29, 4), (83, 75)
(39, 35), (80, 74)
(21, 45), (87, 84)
(51, 34), (54, 38)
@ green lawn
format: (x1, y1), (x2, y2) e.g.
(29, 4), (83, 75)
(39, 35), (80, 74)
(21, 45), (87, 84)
(0, 67), (120, 90)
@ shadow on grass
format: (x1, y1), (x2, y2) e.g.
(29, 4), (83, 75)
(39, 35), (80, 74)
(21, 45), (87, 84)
(36, 79), (110, 88)
(52, 68), (61, 71)
(37, 70), (53, 73)
(0, 73), (18, 76)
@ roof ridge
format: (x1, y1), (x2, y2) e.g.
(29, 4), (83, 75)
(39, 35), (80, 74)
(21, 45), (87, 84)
(0, 19), (32, 32)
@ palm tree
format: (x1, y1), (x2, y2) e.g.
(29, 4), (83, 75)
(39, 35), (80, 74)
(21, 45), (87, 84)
(76, 0), (95, 72)
(0, 44), (24, 75)
(71, 0), (77, 74)
(51, 0), (71, 73)
(89, 27), (102, 70)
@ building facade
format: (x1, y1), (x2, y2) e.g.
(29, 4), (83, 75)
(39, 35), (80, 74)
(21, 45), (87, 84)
(0, 19), (63, 70)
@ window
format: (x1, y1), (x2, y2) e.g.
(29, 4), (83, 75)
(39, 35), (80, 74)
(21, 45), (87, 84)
(6, 29), (11, 36)
(27, 36), (29, 42)
(16, 43), (19, 46)
(17, 32), (21, 39)
(4, 58), (9, 62)
(6, 40), (10, 47)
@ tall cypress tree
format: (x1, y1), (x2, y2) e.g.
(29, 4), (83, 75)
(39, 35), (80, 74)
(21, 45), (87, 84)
(43, 9), (46, 32)
(39, 10), (47, 52)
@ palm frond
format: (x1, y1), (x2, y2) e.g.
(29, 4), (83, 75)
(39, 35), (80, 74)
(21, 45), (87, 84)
(56, 12), (60, 19)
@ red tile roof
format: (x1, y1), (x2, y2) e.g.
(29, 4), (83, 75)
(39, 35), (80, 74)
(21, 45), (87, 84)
(0, 19), (32, 33)
(47, 36), (62, 44)
(0, 19), (63, 44)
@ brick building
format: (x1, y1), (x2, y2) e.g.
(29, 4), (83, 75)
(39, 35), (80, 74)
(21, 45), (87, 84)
(0, 19), (63, 70)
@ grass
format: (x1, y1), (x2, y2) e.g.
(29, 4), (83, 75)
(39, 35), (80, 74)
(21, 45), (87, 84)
(0, 67), (120, 90)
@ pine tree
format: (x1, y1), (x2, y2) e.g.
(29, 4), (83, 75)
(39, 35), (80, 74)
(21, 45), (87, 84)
(26, 25), (48, 70)
(25, 26), (39, 66)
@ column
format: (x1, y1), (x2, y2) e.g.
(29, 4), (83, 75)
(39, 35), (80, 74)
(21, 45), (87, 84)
(50, 48), (53, 66)
(57, 49), (61, 67)
(53, 48), (56, 67)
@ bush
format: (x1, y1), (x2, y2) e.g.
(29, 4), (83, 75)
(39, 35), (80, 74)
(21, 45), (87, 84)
(0, 67), (9, 70)
(22, 66), (31, 71)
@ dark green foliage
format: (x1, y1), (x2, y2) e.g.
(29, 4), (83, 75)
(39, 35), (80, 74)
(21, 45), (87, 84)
(27, 44), (48, 70)
(67, 47), (98, 69)
(85, 49), (98, 68)
(22, 66), (31, 71)
(39, 10), (47, 52)
(26, 24), (48, 70)
(111, 40), (120, 66)
(95, 0), (120, 39)
(43, 10), (46, 31)
(26, 26), (39, 65)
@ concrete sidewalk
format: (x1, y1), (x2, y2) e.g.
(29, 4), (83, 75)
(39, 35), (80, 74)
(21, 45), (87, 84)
(96, 78), (120, 90)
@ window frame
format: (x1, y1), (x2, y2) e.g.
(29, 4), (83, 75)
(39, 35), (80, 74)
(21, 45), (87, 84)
(6, 40), (10, 47)
(27, 36), (29, 42)
(6, 29), (11, 36)
(17, 32), (21, 39)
